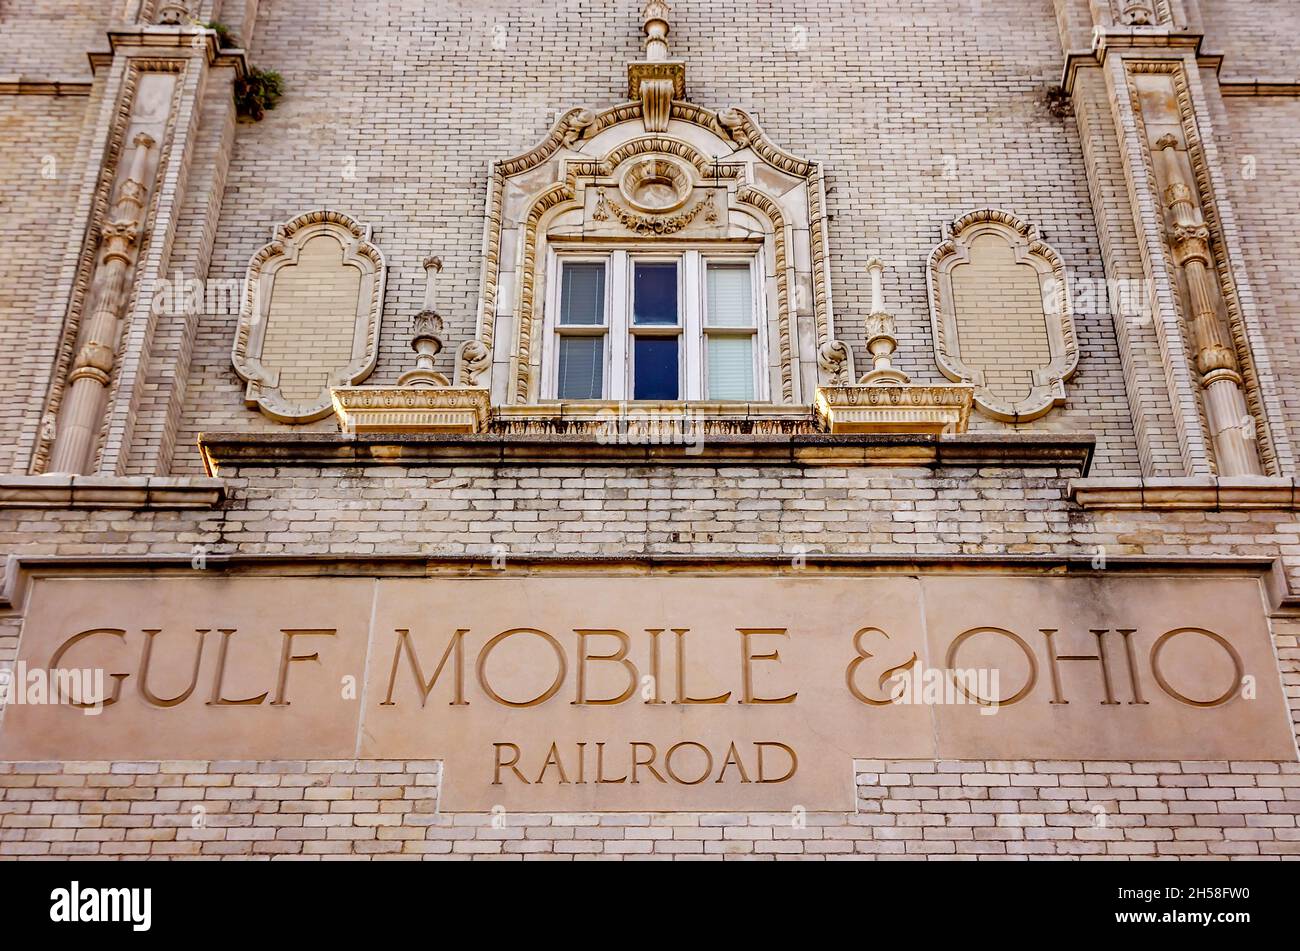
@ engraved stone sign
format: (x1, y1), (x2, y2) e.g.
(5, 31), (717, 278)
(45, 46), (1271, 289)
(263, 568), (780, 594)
(1, 573), (1293, 812)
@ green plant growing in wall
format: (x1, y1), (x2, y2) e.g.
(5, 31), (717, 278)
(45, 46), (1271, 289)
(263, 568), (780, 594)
(235, 68), (285, 122)
(200, 20), (238, 50)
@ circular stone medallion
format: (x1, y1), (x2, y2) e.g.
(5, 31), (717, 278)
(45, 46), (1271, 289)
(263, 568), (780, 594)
(618, 156), (694, 214)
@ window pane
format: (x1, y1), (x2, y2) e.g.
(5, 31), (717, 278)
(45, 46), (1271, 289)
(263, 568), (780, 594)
(633, 337), (679, 400)
(633, 262), (678, 325)
(560, 262), (605, 325)
(706, 263), (754, 327)
(557, 336), (604, 399)
(707, 335), (755, 401)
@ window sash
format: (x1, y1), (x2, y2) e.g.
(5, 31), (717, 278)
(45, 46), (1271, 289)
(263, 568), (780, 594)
(632, 261), (680, 326)
(556, 335), (605, 400)
(703, 259), (758, 401)
(559, 261), (607, 326)
(705, 333), (755, 401)
(705, 262), (755, 329)
(546, 249), (764, 402)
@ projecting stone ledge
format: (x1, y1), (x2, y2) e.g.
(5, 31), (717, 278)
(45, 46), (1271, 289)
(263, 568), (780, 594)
(332, 386), (491, 434)
(0, 476), (225, 510)
(814, 384), (974, 435)
(198, 431), (1094, 475)
(1069, 476), (1300, 510)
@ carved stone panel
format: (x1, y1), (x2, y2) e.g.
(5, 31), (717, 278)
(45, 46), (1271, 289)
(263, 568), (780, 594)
(233, 211), (386, 423)
(927, 209), (1079, 422)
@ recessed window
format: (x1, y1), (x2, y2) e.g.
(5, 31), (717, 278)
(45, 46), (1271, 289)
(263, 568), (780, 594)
(545, 250), (764, 402)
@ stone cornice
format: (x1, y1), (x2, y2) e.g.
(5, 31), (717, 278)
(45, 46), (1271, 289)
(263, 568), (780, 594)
(0, 476), (224, 510)
(1069, 477), (1300, 510)
(0, 78), (92, 96)
(1219, 80), (1300, 97)
(0, 550), (1275, 613)
(1060, 32), (1218, 94)
(89, 30), (249, 78)
(198, 431), (1095, 474)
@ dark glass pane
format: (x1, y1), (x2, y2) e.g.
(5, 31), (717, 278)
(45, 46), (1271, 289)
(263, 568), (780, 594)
(557, 336), (603, 399)
(560, 263), (605, 325)
(633, 337), (679, 400)
(633, 262), (678, 325)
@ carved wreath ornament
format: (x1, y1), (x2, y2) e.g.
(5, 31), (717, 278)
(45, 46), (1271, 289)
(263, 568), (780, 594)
(232, 210), (387, 423)
(927, 209), (1078, 422)
(592, 189), (717, 235)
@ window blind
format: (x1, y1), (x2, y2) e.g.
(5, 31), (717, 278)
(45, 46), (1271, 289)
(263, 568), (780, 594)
(707, 335), (754, 400)
(557, 336), (603, 399)
(706, 263), (753, 327)
(560, 263), (606, 325)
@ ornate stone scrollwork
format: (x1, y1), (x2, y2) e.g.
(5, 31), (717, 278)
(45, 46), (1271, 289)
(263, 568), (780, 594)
(927, 209), (1079, 422)
(629, 1), (685, 133)
(1110, 0), (1176, 27)
(464, 4), (849, 408)
(232, 210), (387, 423)
(592, 188), (716, 235)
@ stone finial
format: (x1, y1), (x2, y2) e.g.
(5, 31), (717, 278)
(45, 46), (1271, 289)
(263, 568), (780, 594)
(332, 255), (491, 433)
(628, 0), (685, 132)
(859, 256), (908, 385)
(642, 1), (672, 62)
(420, 256), (442, 311)
(816, 252), (975, 434)
(867, 256), (886, 313)
(397, 256), (450, 387)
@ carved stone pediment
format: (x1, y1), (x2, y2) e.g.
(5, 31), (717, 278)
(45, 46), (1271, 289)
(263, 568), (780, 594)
(233, 210), (386, 423)
(459, 103), (852, 407)
(927, 209), (1079, 422)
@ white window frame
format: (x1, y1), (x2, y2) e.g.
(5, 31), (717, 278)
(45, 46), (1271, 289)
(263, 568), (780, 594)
(541, 246), (768, 403)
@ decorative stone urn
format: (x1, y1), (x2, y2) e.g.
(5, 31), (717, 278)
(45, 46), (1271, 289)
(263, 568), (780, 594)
(815, 257), (973, 435)
(332, 257), (490, 434)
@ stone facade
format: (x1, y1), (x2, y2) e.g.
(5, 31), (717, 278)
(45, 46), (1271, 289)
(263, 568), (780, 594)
(2, 0), (1300, 859)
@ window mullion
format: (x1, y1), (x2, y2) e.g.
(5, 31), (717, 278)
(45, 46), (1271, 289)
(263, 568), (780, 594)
(609, 250), (628, 401)
(684, 251), (702, 401)
(752, 254), (767, 401)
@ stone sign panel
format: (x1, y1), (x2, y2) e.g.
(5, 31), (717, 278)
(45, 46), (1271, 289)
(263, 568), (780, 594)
(0, 573), (1293, 812)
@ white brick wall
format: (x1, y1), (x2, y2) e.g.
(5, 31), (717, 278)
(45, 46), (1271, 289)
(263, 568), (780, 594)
(4, 759), (1297, 859)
